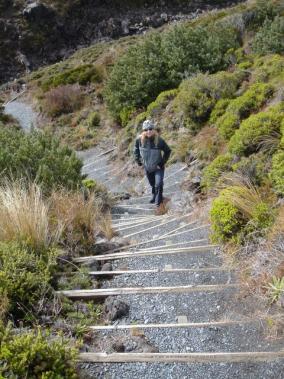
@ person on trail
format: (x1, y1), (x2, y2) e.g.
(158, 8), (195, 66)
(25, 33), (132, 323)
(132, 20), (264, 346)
(134, 120), (171, 215)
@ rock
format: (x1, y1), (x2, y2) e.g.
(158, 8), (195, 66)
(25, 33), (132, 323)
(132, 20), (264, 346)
(103, 297), (129, 321)
(121, 19), (130, 34)
(112, 342), (125, 352)
(23, 2), (54, 23)
(160, 13), (168, 21)
(101, 262), (112, 271)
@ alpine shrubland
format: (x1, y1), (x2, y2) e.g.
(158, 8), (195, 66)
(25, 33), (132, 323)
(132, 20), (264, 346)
(1, 0), (284, 372)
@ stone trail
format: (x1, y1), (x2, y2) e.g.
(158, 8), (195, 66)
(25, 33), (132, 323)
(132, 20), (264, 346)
(64, 147), (284, 379)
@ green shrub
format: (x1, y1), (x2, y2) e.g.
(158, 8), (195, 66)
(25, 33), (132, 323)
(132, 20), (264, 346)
(147, 89), (178, 117)
(119, 107), (136, 127)
(104, 33), (169, 119)
(41, 64), (102, 91)
(232, 153), (268, 186)
(162, 22), (240, 86)
(252, 54), (284, 83)
(175, 71), (243, 133)
(0, 322), (78, 378)
(86, 111), (100, 128)
(105, 20), (240, 119)
(210, 190), (245, 244)
(210, 184), (274, 244)
(0, 128), (83, 193)
(215, 83), (274, 139)
(201, 154), (232, 191)
(271, 150), (284, 195)
(228, 104), (284, 156)
(252, 16), (284, 55)
(250, 202), (275, 230)
(0, 242), (58, 319)
(209, 98), (231, 124)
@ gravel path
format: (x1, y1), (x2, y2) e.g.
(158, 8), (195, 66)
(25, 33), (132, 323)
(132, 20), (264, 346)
(4, 100), (37, 131)
(77, 149), (284, 377)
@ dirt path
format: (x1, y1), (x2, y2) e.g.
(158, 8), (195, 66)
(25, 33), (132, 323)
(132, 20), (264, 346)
(63, 147), (284, 378)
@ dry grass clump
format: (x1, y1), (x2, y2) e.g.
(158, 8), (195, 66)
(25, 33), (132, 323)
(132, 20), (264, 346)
(44, 84), (85, 117)
(0, 182), (62, 251)
(0, 181), (114, 254)
(50, 190), (114, 253)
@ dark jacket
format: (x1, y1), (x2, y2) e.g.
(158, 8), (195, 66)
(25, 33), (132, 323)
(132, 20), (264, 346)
(134, 136), (171, 172)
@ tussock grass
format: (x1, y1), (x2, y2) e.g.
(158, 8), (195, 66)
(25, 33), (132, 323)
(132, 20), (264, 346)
(0, 182), (61, 250)
(0, 181), (114, 253)
(50, 190), (113, 252)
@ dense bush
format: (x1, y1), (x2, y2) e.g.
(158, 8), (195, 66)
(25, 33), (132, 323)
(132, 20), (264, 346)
(175, 71), (243, 133)
(105, 21), (240, 120)
(44, 84), (85, 117)
(252, 54), (284, 83)
(271, 150), (284, 195)
(232, 153), (268, 186)
(228, 104), (284, 156)
(0, 242), (58, 319)
(41, 64), (103, 91)
(0, 128), (83, 193)
(252, 16), (284, 55)
(210, 189), (245, 244)
(209, 98), (231, 124)
(162, 23), (240, 86)
(146, 89), (178, 117)
(215, 83), (274, 139)
(201, 154), (232, 191)
(0, 322), (78, 378)
(210, 183), (274, 244)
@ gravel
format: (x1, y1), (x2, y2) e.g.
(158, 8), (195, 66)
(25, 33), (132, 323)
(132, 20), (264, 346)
(79, 148), (284, 378)
(4, 100), (37, 131)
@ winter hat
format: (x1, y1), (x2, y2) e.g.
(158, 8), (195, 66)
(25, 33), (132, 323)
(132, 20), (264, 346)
(142, 119), (155, 131)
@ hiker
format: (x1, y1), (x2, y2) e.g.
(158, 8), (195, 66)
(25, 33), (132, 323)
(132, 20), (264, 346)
(134, 120), (171, 215)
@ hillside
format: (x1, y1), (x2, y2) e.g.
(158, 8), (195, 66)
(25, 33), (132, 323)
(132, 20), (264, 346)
(0, 0), (242, 83)
(0, 0), (284, 377)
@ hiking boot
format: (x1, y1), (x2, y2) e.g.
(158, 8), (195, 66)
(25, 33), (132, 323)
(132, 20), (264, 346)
(155, 203), (166, 216)
(149, 194), (156, 204)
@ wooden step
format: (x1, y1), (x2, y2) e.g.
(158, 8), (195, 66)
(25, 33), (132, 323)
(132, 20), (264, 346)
(88, 266), (230, 276)
(58, 283), (239, 299)
(74, 244), (217, 263)
(89, 318), (259, 331)
(78, 351), (284, 363)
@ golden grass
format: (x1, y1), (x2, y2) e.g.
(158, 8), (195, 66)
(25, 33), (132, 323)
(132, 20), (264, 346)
(0, 182), (114, 253)
(219, 173), (270, 220)
(50, 190), (113, 251)
(0, 182), (61, 250)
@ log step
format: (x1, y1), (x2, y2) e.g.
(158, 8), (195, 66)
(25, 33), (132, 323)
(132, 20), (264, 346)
(58, 283), (239, 299)
(78, 351), (284, 363)
(74, 244), (217, 263)
(88, 266), (231, 276)
(88, 318), (261, 331)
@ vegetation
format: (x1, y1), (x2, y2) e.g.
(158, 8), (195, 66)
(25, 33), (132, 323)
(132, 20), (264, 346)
(0, 127), (83, 193)
(0, 322), (78, 379)
(252, 16), (284, 55)
(105, 21), (240, 121)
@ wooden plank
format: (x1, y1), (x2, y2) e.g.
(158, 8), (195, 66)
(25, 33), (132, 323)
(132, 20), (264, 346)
(89, 319), (252, 331)
(88, 267), (230, 276)
(101, 224), (210, 254)
(123, 214), (194, 239)
(138, 239), (208, 251)
(78, 351), (284, 363)
(74, 244), (217, 263)
(58, 283), (238, 299)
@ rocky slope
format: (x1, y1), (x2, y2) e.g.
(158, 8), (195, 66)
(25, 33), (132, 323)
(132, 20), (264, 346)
(0, 0), (244, 83)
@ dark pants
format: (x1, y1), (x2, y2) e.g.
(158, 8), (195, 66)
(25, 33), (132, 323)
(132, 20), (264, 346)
(145, 168), (165, 206)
